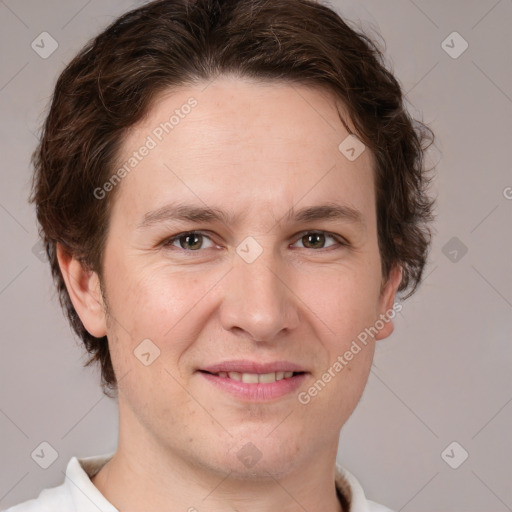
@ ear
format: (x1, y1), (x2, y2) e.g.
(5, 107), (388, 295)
(56, 243), (108, 338)
(374, 264), (403, 341)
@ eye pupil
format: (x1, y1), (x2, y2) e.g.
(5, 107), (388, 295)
(181, 233), (202, 250)
(303, 232), (325, 249)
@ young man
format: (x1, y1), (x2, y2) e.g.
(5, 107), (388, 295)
(6, 0), (435, 510)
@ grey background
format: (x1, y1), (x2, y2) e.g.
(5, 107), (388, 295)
(1, 0), (511, 510)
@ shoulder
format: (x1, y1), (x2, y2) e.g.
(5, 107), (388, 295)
(2, 454), (115, 512)
(367, 499), (395, 512)
(335, 463), (395, 512)
(1, 481), (71, 512)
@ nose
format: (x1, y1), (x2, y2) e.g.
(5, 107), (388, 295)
(219, 245), (300, 343)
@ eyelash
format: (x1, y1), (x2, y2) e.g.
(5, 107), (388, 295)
(162, 230), (349, 254)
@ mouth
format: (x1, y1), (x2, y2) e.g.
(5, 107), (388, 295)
(197, 361), (308, 401)
(199, 370), (305, 383)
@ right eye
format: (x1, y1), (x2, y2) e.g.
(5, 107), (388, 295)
(163, 231), (216, 252)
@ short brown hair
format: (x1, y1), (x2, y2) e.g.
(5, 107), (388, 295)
(30, 0), (436, 396)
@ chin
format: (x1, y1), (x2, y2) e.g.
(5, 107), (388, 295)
(218, 428), (306, 480)
(223, 452), (303, 481)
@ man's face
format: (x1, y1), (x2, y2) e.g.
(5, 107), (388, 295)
(97, 76), (400, 477)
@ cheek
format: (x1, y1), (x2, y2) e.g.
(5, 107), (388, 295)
(307, 327), (376, 426)
(295, 263), (382, 338)
(106, 256), (214, 335)
(295, 267), (379, 405)
(105, 299), (196, 424)
(103, 260), (227, 396)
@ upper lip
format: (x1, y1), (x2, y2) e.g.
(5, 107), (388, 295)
(200, 360), (307, 374)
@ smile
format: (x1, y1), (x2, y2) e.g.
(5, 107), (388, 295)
(208, 371), (299, 383)
(198, 361), (308, 401)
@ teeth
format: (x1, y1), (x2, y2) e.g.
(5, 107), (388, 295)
(242, 373), (259, 384)
(220, 371), (297, 383)
(258, 372), (276, 383)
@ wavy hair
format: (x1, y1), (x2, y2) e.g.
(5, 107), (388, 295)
(30, 0), (436, 395)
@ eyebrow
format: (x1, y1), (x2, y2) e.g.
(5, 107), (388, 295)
(137, 201), (366, 231)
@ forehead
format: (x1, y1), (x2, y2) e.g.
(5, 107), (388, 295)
(110, 76), (376, 227)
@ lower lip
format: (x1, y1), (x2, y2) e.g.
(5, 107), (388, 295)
(199, 372), (308, 401)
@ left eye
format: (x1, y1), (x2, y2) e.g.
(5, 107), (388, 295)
(291, 231), (344, 250)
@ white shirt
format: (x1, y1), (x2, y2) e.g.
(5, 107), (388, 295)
(2, 454), (394, 512)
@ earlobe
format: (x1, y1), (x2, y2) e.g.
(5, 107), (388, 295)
(374, 264), (403, 341)
(56, 243), (108, 338)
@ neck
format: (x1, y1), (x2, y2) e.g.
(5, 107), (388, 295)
(91, 400), (346, 512)
(93, 453), (345, 512)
